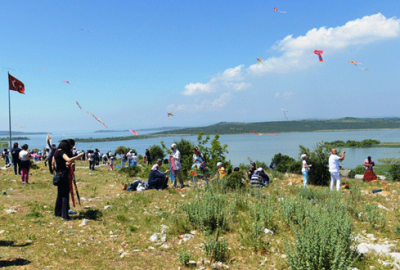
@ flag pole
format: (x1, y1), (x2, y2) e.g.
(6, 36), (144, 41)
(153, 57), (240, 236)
(8, 72), (12, 150)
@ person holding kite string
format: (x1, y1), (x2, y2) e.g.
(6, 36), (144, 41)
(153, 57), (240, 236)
(53, 140), (84, 220)
(247, 162), (257, 181)
(328, 149), (345, 191)
(171, 144), (184, 188)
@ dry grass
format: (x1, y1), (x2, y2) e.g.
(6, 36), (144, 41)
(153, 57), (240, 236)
(1, 159), (400, 269)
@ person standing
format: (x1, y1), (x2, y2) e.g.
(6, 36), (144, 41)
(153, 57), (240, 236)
(126, 150), (132, 166)
(363, 156), (377, 182)
(19, 144), (31, 184)
(47, 138), (57, 174)
(301, 154), (312, 189)
(171, 144), (184, 188)
(328, 149), (346, 191)
(132, 151), (137, 166)
(11, 142), (21, 175)
(88, 150), (95, 171)
(3, 148), (10, 166)
(120, 151), (126, 168)
(145, 149), (152, 165)
(53, 140), (84, 220)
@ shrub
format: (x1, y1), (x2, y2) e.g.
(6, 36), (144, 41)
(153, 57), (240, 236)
(178, 247), (192, 266)
(203, 236), (229, 263)
(182, 190), (230, 233)
(365, 203), (386, 230)
(223, 170), (246, 190)
(298, 143), (331, 186)
(174, 138), (195, 178)
(114, 146), (129, 155)
(271, 153), (296, 173)
(285, 199), (358, 269)
(119, 166), (141, 177)
(389, 164), (400, 181)
(149, 145), (165, 163)
(353, 165), (365, 175)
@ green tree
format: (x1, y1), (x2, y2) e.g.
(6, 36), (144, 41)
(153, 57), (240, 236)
(149, 144), (165, 163)
(271, 153), (296, 173)
(174, 138), (195, 177)
(115, 146), (129, 155)
(298, 142), (332, 186)
(208, 134), (230, 172)
(389, 164), (400, 181)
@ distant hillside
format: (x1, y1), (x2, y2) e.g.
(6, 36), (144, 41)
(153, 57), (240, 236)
(153, 118), (400, 135)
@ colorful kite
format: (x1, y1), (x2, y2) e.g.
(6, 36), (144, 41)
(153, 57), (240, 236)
(2, 67), (18, 71)
(15, 125), (25, 128)
(63, 80), (70, 84)
(41, 68), (45, 71)
(314, 50), (323, 62)
(256, 58), (263, 63)
(88, 112), (108, 128)
(349, 60), (369, 71)
(76, 101), (82, 110)
(129, 130), (138, 135)
(273, 7), (287, 13)
(281, 108), (289, 121)
(167, 113), (174, 117)
(248, 157), (253, 165)
(251, 130), (262, 136)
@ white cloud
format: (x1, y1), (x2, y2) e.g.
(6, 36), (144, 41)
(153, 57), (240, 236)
(183, 13), (400, 94)
(182, 65), (250, 95)
(169, 92), (233, 113)
(248, 13), (400, 75)
(275, 91), (295, 99)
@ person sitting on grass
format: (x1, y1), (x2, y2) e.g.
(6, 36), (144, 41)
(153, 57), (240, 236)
(147, 159), (170, 190)
(121, 180), (149, 191)
(250, 168), (269, 187)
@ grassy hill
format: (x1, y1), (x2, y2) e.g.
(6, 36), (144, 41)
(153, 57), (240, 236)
(154, 117), (400, 135)
(0, 158), (399, 269)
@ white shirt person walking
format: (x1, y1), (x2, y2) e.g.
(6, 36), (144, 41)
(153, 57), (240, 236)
(328, 148), (346, 191)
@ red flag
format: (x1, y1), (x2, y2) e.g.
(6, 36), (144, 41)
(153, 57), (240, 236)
(8, 73), (25, 94)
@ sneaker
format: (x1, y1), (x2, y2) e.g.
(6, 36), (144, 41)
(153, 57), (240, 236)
(68, 210), (77, 215)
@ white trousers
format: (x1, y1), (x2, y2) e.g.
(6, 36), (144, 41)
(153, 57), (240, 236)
(330, 172), (341, 191)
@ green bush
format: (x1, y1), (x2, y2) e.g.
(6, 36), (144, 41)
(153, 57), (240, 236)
(182, 190), (230, 233)
(223, 170), (246, 190)
(353, 165), (365, 175)
(285, 198), (358, 269)
(114, 146), (129, 155)
(365, 203), (386, 230)
(298, 143), (331, 186)
(272, 153), (296, 173)
(178, 247), (192, 266)
(389, 164), (400, 181)
(149, 145), (165, 163)
(119, 166), (141, 177)
(174, 138), (195, 178)
(203, 236), (229, 263)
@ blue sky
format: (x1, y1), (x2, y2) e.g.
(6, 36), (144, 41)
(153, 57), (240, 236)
(1, 0), (399, 132)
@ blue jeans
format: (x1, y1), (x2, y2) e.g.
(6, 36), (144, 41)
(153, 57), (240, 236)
(302, 171), (308, 188)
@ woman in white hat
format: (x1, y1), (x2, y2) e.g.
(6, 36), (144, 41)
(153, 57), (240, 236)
(301, 154), (312, 188)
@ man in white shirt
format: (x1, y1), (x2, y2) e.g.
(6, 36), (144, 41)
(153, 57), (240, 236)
(132, 152), (137, 166)
(328, 148), (346, 191)
(126, 150), (132, 166)
(171, 144), (184, 189)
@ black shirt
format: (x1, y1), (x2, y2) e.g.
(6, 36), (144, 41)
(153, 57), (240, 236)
(11, 147), (21, 161)
(54, 150), (67, 173)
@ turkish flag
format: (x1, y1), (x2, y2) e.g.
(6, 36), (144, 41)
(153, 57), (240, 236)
(8, 73), (25, 94)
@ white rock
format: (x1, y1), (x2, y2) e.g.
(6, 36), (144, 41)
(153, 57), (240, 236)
(377, 204), (390, 211)
(160, 224), (169, 234)
(188, 260), (196, 266)
(281, 254), (287, 258)
(381, 260), (391, 267)
(148, 246), (155, 250)
(264, 228), (274, 235)
(161, 235), (167, 243)
(181, 234), (195, 242)
(393, 190), (398, 194)
(390, 252), (400, 262)
(104, 205), (113, 209)
(120, 251), (129, 258)
(367, 234), (375, 239)
(57, 230), (63, 235)
(160, 244), (173, 249)
(79, 219), (89, 227)
(150, 233), (163, 242)
(0, 230), (5, 234)
(5, 209), (16, 214)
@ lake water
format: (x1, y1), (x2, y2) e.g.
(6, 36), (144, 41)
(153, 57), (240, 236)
(12, 129), (400, 170)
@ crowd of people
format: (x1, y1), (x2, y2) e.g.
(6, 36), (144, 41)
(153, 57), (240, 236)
(1, 139), (384, 218)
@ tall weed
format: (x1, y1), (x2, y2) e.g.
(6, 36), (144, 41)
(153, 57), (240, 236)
(203, 237), (230, 263)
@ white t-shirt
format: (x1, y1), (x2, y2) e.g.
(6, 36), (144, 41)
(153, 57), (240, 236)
(329, 154), (340, 173)
(132, 154), (137, 162)
(301, 160), (308, 172)
(19, 150), (29, 161)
